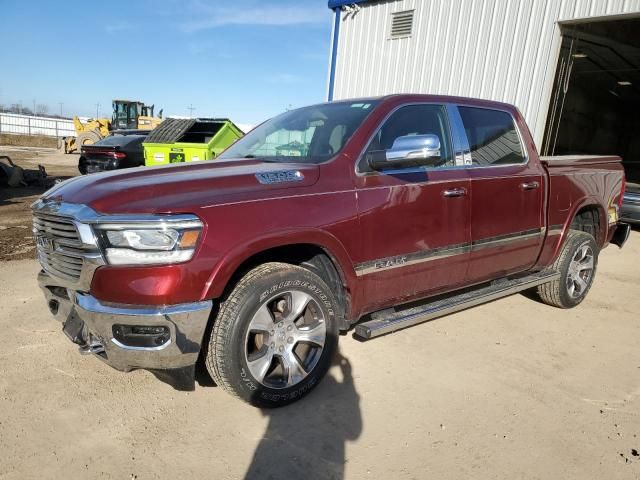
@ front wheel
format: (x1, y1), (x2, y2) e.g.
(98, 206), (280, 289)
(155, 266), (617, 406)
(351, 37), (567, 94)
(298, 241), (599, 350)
(537, 230), (598, 308)
(206, 262), (339, 407)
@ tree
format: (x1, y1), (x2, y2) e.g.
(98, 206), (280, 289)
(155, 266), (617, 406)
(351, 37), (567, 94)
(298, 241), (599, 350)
(36, 104), (48, 115)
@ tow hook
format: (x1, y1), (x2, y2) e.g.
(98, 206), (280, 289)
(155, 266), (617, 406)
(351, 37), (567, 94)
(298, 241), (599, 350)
(79, 338), (105, 356)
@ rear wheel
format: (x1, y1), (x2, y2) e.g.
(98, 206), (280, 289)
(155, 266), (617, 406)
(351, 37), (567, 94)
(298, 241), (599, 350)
(206, 262), (339, 407)
(75, 130), (101, 152)
(537, 230), (598, 308)
(78, 156), (87, 175)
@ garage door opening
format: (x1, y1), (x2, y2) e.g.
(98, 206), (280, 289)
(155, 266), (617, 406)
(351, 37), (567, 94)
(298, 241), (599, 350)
(542, 17), (640, 184)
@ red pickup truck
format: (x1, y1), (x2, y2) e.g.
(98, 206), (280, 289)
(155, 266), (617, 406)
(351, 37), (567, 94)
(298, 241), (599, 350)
(33, 95), (630, 407)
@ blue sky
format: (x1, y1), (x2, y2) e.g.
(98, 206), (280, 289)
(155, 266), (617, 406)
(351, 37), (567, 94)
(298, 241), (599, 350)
(0, 0), (333, 127)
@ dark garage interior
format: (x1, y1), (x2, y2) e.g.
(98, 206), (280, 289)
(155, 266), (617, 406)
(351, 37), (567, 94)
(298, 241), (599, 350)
(543, 17), (640, 185)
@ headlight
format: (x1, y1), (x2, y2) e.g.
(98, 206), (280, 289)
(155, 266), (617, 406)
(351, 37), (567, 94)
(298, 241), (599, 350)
(93, 216), (203, 266)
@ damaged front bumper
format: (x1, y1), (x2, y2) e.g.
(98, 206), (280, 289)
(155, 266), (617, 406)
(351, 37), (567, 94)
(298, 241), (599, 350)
(38, 270), (212, 390)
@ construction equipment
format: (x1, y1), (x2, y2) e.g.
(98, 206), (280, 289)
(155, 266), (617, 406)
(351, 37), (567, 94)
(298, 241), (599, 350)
(58, 100), (163, 154)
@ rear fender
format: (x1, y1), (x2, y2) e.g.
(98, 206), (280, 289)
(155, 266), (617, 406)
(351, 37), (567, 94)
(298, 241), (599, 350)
(564, 197), (608, 247)
(538, 197), (608, 269)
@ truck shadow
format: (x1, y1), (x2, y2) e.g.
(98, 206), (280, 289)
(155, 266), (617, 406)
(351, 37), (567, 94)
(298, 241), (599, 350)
(243, 350), (362, 480)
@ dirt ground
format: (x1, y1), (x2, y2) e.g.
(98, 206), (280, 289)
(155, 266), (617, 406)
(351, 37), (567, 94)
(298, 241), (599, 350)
(0, 134), (58, 149)
(0, 146), (78, 260)
(0, 146), (639, 479)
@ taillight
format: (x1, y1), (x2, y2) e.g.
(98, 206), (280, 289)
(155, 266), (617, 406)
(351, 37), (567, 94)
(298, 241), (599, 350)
(619, 175), (626, 208)
(85, 148), (126, 159)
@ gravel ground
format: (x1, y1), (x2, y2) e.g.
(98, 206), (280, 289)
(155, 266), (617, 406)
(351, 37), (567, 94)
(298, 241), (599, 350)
(0, 146), (639, 479)
(0, 146), (78, 261)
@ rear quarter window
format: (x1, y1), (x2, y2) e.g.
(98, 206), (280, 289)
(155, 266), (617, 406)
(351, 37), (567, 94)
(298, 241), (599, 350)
(458, 107), (525, 166)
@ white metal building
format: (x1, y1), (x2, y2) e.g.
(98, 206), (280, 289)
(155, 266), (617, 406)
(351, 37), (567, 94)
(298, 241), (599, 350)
(326, 0), (640, 179)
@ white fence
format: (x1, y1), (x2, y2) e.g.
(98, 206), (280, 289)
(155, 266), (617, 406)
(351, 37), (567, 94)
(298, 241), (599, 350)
(0, 112), (76, 137)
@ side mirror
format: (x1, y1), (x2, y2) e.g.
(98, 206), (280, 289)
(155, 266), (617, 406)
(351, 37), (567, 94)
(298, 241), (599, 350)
(368, 134), (441, 170)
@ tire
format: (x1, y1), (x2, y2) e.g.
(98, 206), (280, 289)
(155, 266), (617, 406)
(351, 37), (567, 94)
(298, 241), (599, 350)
(537, 230), (598, 308)
(206, 262), (339, 408)
(75, 130), (101, 153)
(78, 156), (87, 175)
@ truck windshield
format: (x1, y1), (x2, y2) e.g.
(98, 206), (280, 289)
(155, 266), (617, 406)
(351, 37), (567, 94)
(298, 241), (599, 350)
(219, 100), (379, 164)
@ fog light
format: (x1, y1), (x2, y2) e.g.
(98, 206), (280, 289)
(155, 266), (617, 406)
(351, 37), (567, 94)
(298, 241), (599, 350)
(48, 299), (59, 315)
(112, 324), (170, 348)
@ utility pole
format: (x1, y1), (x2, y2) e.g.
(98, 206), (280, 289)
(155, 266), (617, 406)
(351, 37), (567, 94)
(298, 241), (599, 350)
(33, 99), (36, 116)
(58, 102), (64, 117)
(95, 102), (101, 118)
(187, 104), (195, 118)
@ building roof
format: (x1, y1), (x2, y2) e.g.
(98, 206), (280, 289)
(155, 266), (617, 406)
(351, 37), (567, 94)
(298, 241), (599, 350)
(327, 0), (370, 9)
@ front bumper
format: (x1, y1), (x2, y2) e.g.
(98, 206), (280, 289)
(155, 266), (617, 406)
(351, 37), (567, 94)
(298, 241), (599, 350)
(38, 270), (212, 374)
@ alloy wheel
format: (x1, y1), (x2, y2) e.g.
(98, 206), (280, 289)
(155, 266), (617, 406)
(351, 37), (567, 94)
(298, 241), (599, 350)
(566, 242), (594, 298)
(244, 290), (327, 389)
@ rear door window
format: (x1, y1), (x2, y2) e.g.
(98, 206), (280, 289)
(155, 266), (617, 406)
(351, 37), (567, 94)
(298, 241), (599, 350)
(458, 107), (526, 166)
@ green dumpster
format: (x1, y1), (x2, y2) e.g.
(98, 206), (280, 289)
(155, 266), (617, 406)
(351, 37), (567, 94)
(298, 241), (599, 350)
(143, 118), (243, 166)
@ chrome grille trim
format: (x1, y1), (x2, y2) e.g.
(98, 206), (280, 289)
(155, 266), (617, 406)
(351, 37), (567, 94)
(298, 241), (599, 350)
(32, 200), (105, 290)
(33, 214), (84, 281)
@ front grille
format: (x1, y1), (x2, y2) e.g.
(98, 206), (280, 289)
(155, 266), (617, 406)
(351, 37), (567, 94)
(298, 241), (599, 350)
(33, 214), (84, 281)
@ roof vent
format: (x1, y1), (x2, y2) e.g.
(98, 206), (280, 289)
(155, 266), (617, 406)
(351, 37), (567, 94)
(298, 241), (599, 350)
(390, 10), (414, 39)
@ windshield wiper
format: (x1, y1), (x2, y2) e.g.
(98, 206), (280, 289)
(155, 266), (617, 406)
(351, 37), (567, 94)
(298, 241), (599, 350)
(239, 154), (297, 163)
(259, 156), (292, 163)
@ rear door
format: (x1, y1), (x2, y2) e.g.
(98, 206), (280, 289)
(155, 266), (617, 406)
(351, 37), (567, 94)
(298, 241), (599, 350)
(455, 106), (545, 283)
(354, 103), (472, 311)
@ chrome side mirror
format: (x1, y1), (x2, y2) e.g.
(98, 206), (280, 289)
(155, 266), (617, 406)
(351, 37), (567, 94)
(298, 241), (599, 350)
(387, 134), (441, 161)
(369, 134), (442, 170)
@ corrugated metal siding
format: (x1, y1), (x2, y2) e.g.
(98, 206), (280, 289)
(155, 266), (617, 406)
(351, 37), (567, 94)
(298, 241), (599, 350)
(332, 0), (640, 146)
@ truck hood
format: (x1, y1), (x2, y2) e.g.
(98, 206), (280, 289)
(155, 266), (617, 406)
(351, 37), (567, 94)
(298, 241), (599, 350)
(42, 159), (320, 214)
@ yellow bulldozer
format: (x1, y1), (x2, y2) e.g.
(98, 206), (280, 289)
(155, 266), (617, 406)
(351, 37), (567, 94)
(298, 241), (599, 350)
(58, 99), (163, 153)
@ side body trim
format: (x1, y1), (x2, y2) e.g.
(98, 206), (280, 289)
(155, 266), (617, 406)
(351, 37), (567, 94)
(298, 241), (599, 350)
(355, 228), (543, 276)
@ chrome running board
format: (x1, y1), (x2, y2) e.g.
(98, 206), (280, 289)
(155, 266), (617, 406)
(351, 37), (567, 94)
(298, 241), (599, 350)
(354, 270), (560, 340)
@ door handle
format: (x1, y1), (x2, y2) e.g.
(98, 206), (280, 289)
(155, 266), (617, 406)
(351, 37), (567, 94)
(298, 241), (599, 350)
(442, 187), (467, 198)
(520, 181), (540, 191)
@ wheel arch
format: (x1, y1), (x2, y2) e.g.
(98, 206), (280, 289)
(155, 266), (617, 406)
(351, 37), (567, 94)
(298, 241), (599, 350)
(566, 199), (608, 247)
(201, 230), (357, 327)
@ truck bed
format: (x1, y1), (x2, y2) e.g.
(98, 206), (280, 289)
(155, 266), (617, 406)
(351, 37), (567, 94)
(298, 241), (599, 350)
(540, 155), (621, 167)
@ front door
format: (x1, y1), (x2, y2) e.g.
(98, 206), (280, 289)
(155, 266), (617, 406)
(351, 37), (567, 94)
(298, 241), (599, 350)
(354, 103), (472, 312)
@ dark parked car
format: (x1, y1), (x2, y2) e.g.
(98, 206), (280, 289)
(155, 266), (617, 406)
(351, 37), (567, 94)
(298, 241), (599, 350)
(621, 182), (640, 224)
(78, 131), (148, 174)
